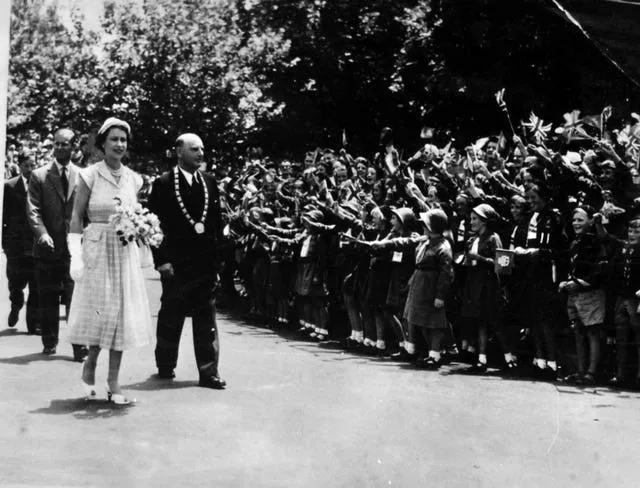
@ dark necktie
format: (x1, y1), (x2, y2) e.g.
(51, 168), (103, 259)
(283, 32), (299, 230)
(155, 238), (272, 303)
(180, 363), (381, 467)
(61, 166), (69, 199)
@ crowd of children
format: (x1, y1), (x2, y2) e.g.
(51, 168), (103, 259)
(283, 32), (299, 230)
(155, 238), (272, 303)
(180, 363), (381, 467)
(215, 108), (640, 387)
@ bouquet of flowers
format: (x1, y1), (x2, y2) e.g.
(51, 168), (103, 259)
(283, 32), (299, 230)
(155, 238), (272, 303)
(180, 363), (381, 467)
(109, 197), (164, 248)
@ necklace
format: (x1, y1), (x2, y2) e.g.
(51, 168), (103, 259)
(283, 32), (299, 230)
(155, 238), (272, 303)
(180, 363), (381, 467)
(173, 166), (208, 234)
(106, 162), (123, 176)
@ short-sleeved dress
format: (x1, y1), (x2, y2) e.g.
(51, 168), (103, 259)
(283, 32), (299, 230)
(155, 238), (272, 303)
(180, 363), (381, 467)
(67, 161), (153, 351)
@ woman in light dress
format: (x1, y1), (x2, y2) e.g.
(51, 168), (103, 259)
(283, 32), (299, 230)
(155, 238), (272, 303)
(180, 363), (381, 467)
(67, 118), (152, 404)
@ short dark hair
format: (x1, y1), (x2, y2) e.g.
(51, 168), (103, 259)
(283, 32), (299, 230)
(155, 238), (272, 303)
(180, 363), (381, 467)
(95, 125), (130, 152)
(17, 148), (35, 166)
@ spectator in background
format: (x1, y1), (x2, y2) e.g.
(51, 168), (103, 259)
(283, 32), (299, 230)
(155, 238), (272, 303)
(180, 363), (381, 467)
(2, 149), (40, 334)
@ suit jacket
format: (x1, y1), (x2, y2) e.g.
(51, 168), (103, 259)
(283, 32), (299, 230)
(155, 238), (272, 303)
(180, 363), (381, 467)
(148, 168), (223, 275)
(2, 176), (34, 258)
(26, 162), (78, 259)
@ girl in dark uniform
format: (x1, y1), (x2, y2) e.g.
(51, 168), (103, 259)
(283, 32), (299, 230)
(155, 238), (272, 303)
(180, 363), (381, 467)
(361, 206), (393, 354)
(460, 204), (517, 372)
(515, 184), (569, 381)
(385, 208), (418, 358)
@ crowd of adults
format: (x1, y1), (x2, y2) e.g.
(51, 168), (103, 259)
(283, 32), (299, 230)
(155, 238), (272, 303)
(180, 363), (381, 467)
(5, 107), (640, 388)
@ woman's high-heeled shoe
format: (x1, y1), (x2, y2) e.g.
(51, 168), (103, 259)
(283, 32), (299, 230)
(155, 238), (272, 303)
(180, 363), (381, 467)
(82, 380), (98, 401)
(106, 386), (135, 405)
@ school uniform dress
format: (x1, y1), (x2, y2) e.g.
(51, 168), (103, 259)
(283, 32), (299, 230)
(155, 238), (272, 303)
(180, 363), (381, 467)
(503, 221), (530, 326)
(293, 233), (329, 298)
(364, 234), (392, 308)
(67, 162), (152, 350)
(385, 238), (416, 310)
(460, 232), (502, 325)
(610, 241), (640, 331)
(403, 236), (453, 330)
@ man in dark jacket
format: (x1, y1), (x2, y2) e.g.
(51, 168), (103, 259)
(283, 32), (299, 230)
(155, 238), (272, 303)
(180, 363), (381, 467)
(2, 149), (39, 333)
(148, 133), (226, 389)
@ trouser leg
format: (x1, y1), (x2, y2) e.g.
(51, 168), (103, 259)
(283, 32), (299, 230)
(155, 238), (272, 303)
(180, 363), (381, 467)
(192, 297), (219, 378)
(25, 257), (40, 332)
(36, 259), (64, 348)
(155, 302), (186, 371)
(6, 256), (27, 311)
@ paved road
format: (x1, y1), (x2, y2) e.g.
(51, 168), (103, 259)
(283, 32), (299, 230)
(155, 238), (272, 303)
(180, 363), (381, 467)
(1, 263), (640, 487)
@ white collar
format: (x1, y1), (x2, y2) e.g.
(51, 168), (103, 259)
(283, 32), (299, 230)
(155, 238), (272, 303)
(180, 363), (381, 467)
(178, 166), (200, 186)
(55, 161), (71, 175)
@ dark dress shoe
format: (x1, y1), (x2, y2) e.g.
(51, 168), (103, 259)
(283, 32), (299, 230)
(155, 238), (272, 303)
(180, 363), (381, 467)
(417, 357), (441, 370)
(199, 375), (226, 389)
(389, 350), (415, 362)
(608, 376), (629, 388)
(158, 369), (176, 379)
(73, 346), (88, 363)
(8, 308), (19, 328)
(464, 362), (487, 374)
(42, 346), (56, 355)
(541, 368), (558, 382)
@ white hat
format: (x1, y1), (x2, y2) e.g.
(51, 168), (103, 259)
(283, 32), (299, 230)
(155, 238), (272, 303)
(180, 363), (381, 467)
(98, 117), (131, 136)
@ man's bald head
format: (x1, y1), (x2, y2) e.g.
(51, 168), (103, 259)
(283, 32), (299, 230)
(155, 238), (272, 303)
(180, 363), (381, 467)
(175, 133), (204, 172)
(175, 133), (203, 150)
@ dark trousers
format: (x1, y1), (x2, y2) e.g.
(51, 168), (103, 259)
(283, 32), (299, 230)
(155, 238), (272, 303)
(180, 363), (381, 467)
(35, 257), (74, 348)
(155, 271), (220, 377)
(6, 255), (39, 332)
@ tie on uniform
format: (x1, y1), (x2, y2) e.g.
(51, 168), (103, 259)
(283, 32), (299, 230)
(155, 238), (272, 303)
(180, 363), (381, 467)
(60, 166), (69, 200)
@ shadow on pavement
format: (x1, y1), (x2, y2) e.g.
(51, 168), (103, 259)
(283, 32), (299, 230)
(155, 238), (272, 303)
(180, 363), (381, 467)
(123, 375), (196, 391)
(0, 352), (77, 365)
(0, 328), (29, 337)
(29, 398), (132, 419)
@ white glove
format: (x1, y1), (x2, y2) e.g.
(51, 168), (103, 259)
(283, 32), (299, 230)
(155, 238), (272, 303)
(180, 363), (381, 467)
(68, 233), (84, 282)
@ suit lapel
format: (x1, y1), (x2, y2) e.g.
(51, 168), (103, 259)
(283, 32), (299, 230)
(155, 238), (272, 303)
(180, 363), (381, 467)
(46, 163), (65, 202)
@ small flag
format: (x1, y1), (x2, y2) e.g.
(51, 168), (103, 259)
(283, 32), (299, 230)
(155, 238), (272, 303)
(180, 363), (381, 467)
(521, 112), (552, 145)
(554, 110), (591, 142)
(495, 249), (515, 275)
(495, 88), (506, 109)
(385, 147), (400, 175)
(420, 126), (434, 139)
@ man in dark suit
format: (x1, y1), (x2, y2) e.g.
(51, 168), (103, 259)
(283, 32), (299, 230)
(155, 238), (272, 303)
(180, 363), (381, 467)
(148, 133), (226, 389)
(2, 149), (39, 333)
(27, 128), (87, 361)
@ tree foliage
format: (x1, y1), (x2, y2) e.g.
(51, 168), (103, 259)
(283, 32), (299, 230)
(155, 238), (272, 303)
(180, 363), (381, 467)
(12, 0), (630, 165)
(9, 0), (102, 133)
